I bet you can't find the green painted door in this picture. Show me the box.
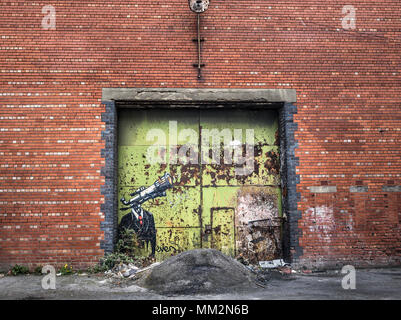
[117,108,282,263]
[211,208,235,257]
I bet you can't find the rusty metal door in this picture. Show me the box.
[117,108,282,263]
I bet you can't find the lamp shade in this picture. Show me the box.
[188,0,210,13]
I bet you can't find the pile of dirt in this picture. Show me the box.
[136,249,259,295]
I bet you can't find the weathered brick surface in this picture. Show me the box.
[0,1,400,269]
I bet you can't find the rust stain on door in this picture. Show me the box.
[211,207,235,257]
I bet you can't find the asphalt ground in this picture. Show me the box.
[0,267,400,300]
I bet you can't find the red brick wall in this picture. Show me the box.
[0,1,400,270]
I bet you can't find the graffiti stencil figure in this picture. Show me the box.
[119,172,173,256]
[188,0,210,13]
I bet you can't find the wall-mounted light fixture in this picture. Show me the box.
[188,0,210,79]
[189,0,210,13]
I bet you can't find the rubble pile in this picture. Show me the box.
[102,250,299,294]
[136,249,260,295]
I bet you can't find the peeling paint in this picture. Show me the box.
[235,187,282,263]
[305,206,335,236]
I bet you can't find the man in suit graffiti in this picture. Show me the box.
[118,206,157,256]
[118,173,173,257]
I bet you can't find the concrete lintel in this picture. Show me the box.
[102,88,297,103]
[309,186,337,194]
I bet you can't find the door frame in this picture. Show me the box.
[100,88,302,263]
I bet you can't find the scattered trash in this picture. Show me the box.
[255,269,271,286]
[135,262,160,274]
[259,259,288,269]
[277,266,292,275]
[103,262,159,279]
[245,265,258,273]
[123,268,138,278]
[0,273,4,278]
